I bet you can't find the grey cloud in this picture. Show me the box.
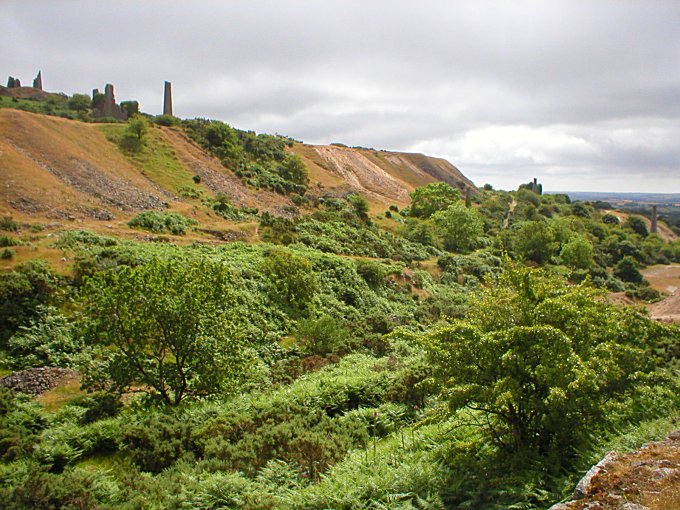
[1,0,679,192]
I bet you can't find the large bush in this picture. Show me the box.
[422,264,671,460]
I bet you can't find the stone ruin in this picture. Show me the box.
[531,177,543,195]
[5,70,43,90]
[651,205,658,234]
[33,70,42,89]
[91,83,128,120]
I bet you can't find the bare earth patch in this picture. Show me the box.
[642,264,680,323]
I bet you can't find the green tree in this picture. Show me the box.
[570,201,592,218]
[614,255,643,283]
[408,182,461,218]
[431,202,484,253]
[626,215,649,237]
[348,193,370,222]
[67,93,90,112]
[401,218,440,248]
[120,100,140,117]
[277,154,309,187]
[512,221,558,264]
[559,236,594,269]
[126,115,148,141]
[82,257,250,405]
[602,213,620,225]
[421,264,667,458]
[119,115,149,152]
[263,249,318,312]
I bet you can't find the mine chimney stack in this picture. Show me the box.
[163,81,173,116]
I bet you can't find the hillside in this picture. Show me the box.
[0,109,475,223]
[0,104,678,510]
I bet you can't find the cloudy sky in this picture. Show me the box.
[2,1,679,192]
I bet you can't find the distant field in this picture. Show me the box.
[549,192,680,235]
[551,191,680,205]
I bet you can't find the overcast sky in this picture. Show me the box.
[2,1,679,192]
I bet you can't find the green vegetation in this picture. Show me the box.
[82,258,251,405]
[182,118,308,197]
[0,100,679,507]
[99,123,200,194]
[127,210,197,235]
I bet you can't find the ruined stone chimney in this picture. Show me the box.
[102,84,116,117]
[6,76,20,88]
[532,177,538,194]
[651,205,658,234]
[32,70,42,90]
[163,81,173,116]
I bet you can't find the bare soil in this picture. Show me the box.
[643,264,680,323]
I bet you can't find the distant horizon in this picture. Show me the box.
[546,190,680,196]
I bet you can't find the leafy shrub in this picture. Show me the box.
[0,260,61,346]
[626,215,649,237]
[153,114,179,126]
[602,213,620,225]
[355,260,388,289]
[559,236,594,269]
[69,393,122,424]
[127,210,197,235]
[614,255,643,283]
[0,236,20,247]
[1,248,14,259]
[122,413,196,472]
[625,285,661,302]
[177,185,202,199]
[263,249,318,312]
[0,389,48,462]
[295,316,351,356]
[7,306,84,369]
[209,194,257,221]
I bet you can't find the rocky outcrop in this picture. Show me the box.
[548,431,680,510]
[0,367,78,396]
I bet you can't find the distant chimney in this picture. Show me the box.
[163,81,173,116]
[651,205,658,234]
[532,177,538,194]
[32,70,42,90]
